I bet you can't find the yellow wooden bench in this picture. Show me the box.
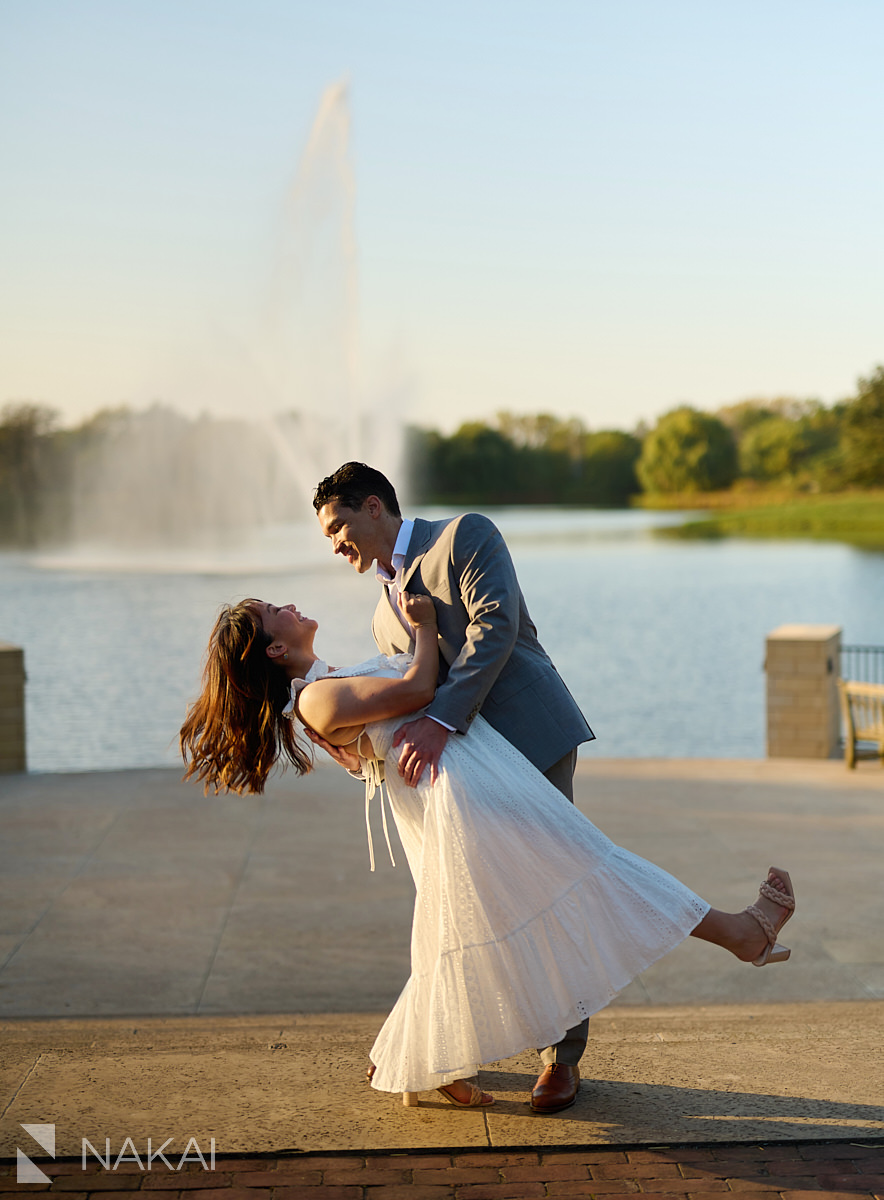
[838,679,884,768]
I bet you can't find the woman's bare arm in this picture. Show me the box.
[297,593,439,742]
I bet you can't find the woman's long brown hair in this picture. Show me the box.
[180,600,313,793]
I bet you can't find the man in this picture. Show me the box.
[312,461,595,1113]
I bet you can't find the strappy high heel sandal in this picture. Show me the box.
[744,866,795,966]
[437,1082,495,1108]
[402,1082,495,1108]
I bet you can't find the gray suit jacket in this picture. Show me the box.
[371,513,594,774]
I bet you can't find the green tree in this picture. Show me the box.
[495,411,585,455]
[716,399,778,437]
[0,402,59,545]
[738,416,814,481]
[716,396,845,489]
[423,421,520,504]
[717,396,821,435]
[839,366,884,486]
[637,406,737,494]
[493,411,586,501]
[572,430,641,505]
[413,413,642,506]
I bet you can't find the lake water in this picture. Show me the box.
[1,507,882,773]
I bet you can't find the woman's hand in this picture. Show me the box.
[400,590,436,628]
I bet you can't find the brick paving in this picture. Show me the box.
[3,1141,883,1199]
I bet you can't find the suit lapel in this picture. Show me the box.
[374,518,446,653]
[399,517,433,591]
[373,586,413,655]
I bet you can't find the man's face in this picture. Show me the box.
[317,498,382,574]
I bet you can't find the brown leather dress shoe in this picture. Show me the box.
[530,1063,580,1113]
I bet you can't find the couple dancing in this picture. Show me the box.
[180,461,795,1114]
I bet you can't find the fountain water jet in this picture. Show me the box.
[266,80,360,465]
[54,81,406,566]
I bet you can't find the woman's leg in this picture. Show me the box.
[690,869,793,961]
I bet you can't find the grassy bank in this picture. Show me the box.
[643,490,884,551]
[634,484,808,512]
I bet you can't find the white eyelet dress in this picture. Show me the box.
[295,653,710,1096]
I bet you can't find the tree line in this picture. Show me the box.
[411,365,884,505]
[1,366,883,546]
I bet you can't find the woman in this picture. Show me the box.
[180,594,795,1110]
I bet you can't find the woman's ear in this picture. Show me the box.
[266,642,288,662]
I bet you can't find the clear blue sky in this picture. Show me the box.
[1,0,882,434]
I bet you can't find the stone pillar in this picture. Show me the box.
[0,641,26,772]
[765,624,841,759]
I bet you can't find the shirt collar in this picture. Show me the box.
[376,518,414,584]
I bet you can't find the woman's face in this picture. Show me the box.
[253,602,318,654]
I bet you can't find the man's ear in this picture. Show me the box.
[266,641,287,661]
[364,494,382,519]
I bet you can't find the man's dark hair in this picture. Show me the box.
[313,462,401,517]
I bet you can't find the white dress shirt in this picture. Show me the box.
[376,518,415,635]
[376,518,453,732]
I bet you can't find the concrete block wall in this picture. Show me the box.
[0,641,26,772]
[766,623,841,759]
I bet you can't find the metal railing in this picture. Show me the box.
[840,644,884,684]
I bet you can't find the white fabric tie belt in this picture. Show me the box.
[362,757,396,872]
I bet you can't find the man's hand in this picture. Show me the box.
[392,716,449,787]
[305,728,361,773]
